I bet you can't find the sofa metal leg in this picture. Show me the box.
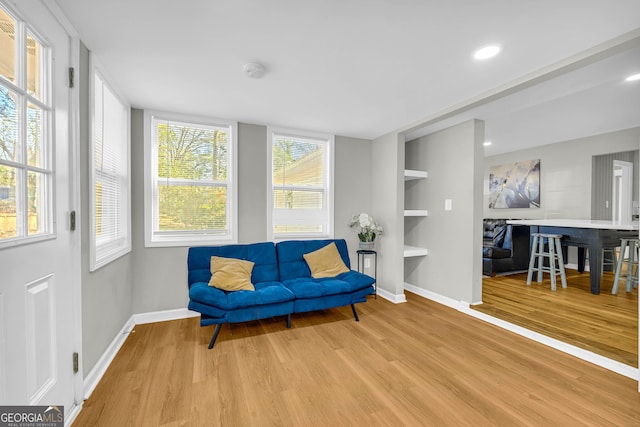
[208,324,223,349]
[286,313,291,328]
[351,304,360,322]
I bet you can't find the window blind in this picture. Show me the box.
[271,132,331,238]
[91,71,130,270]
[147,115,236,246]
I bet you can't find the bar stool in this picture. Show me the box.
[527,233,567,291]
[612,238,640,294]
[585,246,618,275]
[600,247,618,274]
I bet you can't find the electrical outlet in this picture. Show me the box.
[364,258,371,269]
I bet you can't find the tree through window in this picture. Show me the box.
[145,113,237,246]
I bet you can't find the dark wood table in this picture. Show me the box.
[509,220,639,295]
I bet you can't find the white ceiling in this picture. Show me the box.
[50,0,640,152]
[405,44,640,155]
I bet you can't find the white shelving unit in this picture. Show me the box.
[404,245,429,257]
[404,209,429,217]
[404,169,428,181]
[404,169,428,258]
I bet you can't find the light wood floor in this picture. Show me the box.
[73,293,640,426]
[475,269,638,367]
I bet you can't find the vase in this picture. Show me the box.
[359,241,375,250]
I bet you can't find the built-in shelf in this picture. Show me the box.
[404,169,428,260]
[404,209,429,217]
[404,245,429,258]
[404,169,428,181]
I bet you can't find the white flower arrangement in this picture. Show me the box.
[348,213,383,242]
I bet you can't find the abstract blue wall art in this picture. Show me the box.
[488,159,540,209]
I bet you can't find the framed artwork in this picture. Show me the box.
[488,159,540,209]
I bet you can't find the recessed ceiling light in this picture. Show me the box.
[483,141,492,146]
[625,73,640,82]
[474,45,501,60]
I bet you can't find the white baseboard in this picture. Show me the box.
[377,287,407,303]
[64,402,82,427]
[133,307,199,325]
[83,308,199,400]
[83,317,135,400]
[404,283,472,310]
[404,288,638,381]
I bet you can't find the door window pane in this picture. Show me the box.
[0,3,52,246]
[27,102,42,167]
[0,164,16,238]
[0,8,15,84]
[26,31,42,100]
[0,86,18,162]
[27,170,45,235]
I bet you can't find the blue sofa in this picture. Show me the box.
[187,239,375,348]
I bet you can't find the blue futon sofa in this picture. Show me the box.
[187,239,375,348]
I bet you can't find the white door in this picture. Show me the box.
[0,0,80,415]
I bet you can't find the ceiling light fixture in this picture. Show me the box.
[483,141,492,146]
[625,73,640,82]
[474,45,501,60]
[243,62,266,79]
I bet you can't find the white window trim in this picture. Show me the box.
[89,55,131,271]
[267,126,334,241]
[143,110,238,247]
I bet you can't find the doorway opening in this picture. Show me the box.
[613,160,633,223]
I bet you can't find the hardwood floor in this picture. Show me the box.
[73,293,640,426]
[475,269,638,367]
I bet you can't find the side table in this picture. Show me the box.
[356,249,377,298]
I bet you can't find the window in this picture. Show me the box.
[90,63,130,270]
[268,128,334,240]
[144,112,237,247]
[0,4,53,247]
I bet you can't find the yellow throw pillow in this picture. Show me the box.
[208,256,255,291]
[303,242,350,278]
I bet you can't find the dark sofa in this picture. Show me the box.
[483,219,530,276]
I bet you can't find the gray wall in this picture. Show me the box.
[130,109,189,314]
[484,127,640,219]
[334,135,374,269]
[405,120,484,303]
[238,123,268,242]
[372,131,405,299]
[80,43,134,376]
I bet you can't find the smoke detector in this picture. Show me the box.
[244,62,266,79]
